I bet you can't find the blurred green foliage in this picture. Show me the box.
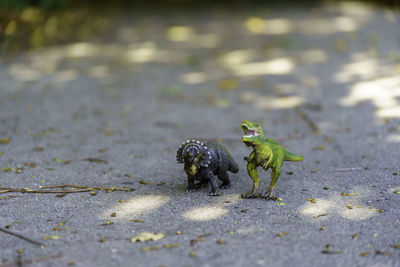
[0,1,115,56]
[0,0,70,10]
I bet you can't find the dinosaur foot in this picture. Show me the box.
[186,189,197,192]
[260,194,279,201]
[208,191,221,196]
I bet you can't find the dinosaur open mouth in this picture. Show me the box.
[242,128,258,137]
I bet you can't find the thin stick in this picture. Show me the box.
[0,228,44,248]
[0,188,91,194]
[39,184,133,191]
[0,254,63,267]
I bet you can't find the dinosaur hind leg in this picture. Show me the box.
[261,167,281,201]
[217,171,231,189]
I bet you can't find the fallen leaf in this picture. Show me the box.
[352,233,359,240]
[156,182,166,186]
[360,251,371,257]
[130,232,165,242]
[43,235,60,240]
[86,158,108,164]
[313,214,328,218]
[341,192,358,196]
[240,209,248,213]
[0,138,11,145]
[189,252,197,258]
[110,212,116,217]
[141,246,161,252]
[319,226,326,231]
[125,174,136,178]
[217,239,225,245]
[163,243,180,248]
[139,180,154,185]
[394,191,400,194]
[129,219,144,223]
[306,198,316,203]
[276,232,289,237]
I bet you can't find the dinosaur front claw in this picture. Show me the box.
[208,191,221,196]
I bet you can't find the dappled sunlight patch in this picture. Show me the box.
[239,92,304,110]
[166,26,195,42]
[299,16,359,35]
[256,96,305,110]
[375,107,400,118]
[339,206,375,221]
[334,59,378,83]
[126,42,159,63]
[183,206,228,221]
[299,199,335,221]
[245,17,293,35]
[180,72,208,85]
[9,63,43,81]
[101,195,170,220]
[232,57,294,76]
[67,42,99,58]
[386,135,400,143]
[298,49,328,64]
[219,50,257,67]
[340,76,400,114]
[299,187,380,221]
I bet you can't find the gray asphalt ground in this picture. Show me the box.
[1,1,400,266]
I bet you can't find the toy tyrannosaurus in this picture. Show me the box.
[176,140,239,196]
[240,120,304,200]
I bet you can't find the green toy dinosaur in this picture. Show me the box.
[241,120,304,200]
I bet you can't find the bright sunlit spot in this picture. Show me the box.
[101,195,170,220]
[180,72,208,84]
[299,187,380,221]
[233,57,294,76]
[67,42,98,58]
[183,206,228,221]
[340,76,400,118]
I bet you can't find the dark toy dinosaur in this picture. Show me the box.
[176,140,239,196]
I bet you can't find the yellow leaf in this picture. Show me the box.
[0,138,11,145]
[276,232,289,237]
[306,198,316,203]
[43,235,60,240]
[130,232,165,242]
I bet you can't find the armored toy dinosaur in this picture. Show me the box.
[176,140,239,196]
[241,120,304,200]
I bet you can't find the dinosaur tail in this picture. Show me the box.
[284,150,304,162]
[228,157,239,173]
